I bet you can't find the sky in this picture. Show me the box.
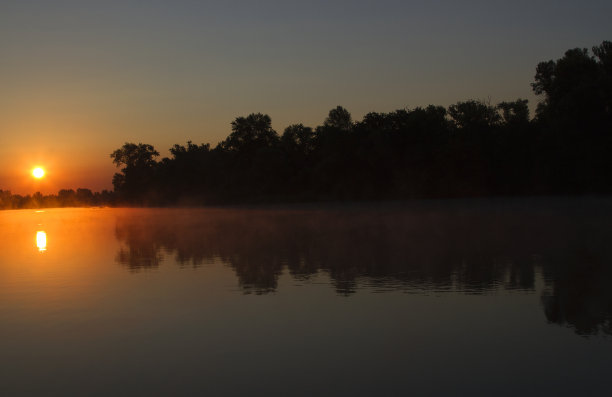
[1,0,611,194]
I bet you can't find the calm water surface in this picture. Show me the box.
[1,198,612,396]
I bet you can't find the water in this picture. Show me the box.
[1,198,611,396]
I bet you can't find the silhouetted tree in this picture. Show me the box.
[221,113,278,152]
[497,99,530,126]
[110,142,160,202]
[76,188,94,205]
[29,192,44,208]
[532,41,611,128]
[0,190,12,209]
[111,142,159,169]
[448,100,501,129]
[58,189,77,207]
[281,124,315,154]
[280,124,315,197]
[214,114,283,201]
[323,105,353,131]
[530,41,612,194]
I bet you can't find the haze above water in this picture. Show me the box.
[1,198,611,396]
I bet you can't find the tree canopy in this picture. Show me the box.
[104,40,612,205]
[532,41,612,128]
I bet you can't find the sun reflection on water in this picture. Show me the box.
[36,231,47,252]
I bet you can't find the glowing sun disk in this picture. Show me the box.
[32,167,45,179]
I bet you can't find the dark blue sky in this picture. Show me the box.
[1,0,611,192]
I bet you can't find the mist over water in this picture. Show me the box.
[1,198,611,395]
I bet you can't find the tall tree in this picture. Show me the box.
[222,113,278,152]
[531,43,610,126]
[323,106,353,131]
[110,143,160,200]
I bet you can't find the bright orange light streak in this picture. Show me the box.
[36,231,47,252]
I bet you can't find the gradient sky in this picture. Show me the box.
[1,0,611,194]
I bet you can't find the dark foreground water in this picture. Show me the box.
[1,198,612,396]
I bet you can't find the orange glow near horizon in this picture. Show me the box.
[32,167,45,179]
[0,140,115,195]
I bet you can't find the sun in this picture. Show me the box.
[32,167,45,179]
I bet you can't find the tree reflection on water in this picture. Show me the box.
[114,199,612,336]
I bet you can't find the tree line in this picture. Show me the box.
[0,189,115,210]
[110,41,612,205]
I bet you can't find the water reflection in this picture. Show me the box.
[114,200,612,336]
[36,231,47,252]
